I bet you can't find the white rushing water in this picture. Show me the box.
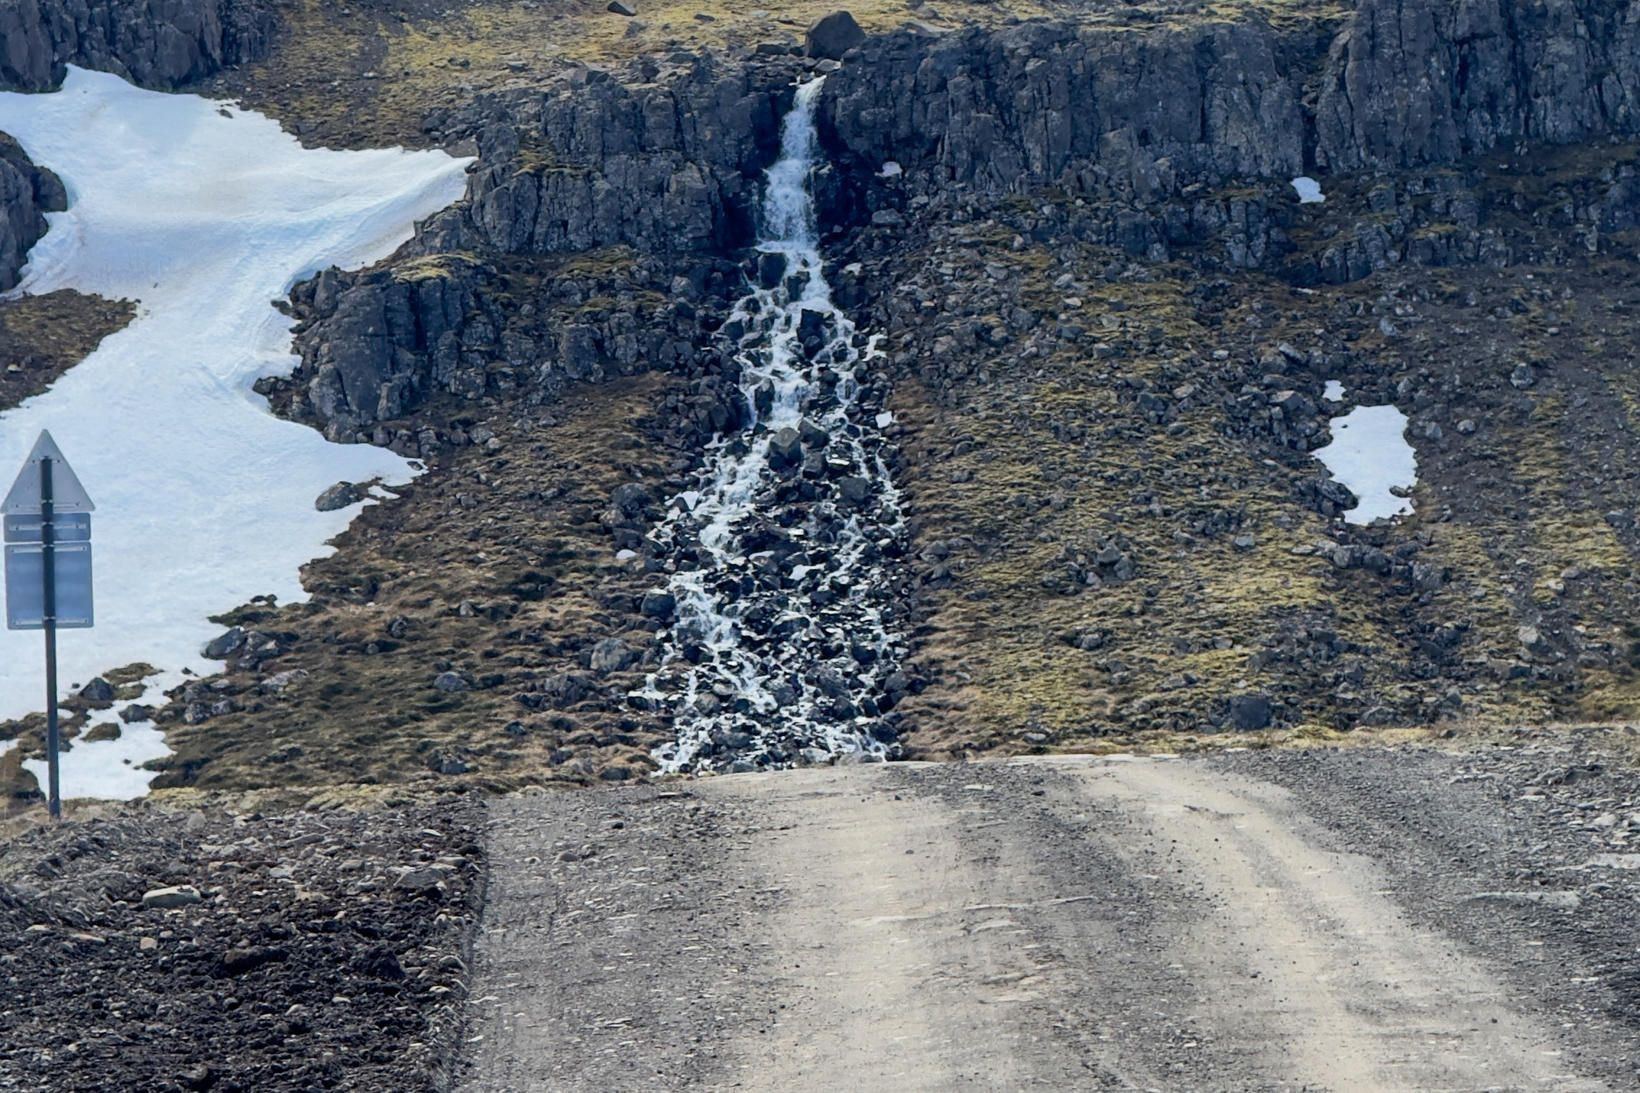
[640,78,908,773]
[0,68,471,797]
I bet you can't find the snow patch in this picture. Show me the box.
[0,69,471,793]
[1292,176,1325,204]
[1323,379,1346,401]
[878,161,903,179]
[1313,405,1418,524]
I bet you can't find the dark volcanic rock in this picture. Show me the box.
[822,0,1640,205]
[0,0,275,92]
[0,801,482,1092]
[0,132,65,291]
[806,11,865,60]
[424,55,805,259]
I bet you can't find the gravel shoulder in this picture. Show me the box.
[0,796,484,1092]
[462,744,1640,1091]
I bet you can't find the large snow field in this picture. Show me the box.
[0,68,471,798]
[1313,403,1419,525]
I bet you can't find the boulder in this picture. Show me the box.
[78,678,115,704]
[314,481,363,511]
[588,638,637,673]
[1226,694,1273,731]
[806,11,865,60]
[141,885,202,909]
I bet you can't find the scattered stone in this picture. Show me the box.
[142,885,203,910]
[433,671,470,693]
[588,638,637,673]
[203,627,246,659]
[1465,890,1582,911]
[1226,694,1273,731]
[607,0,636,14]
[314,481,363,512]
[78,677,115,703]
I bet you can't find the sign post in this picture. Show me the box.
[3,431,95,820]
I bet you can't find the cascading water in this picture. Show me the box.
[639,77,909,774]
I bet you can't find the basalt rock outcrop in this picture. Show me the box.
[287,52,817,439]
[0,132,64,290]
[277,251,742,444]
[421,54,808,259]
[821,0,1640,206]
[0,0,274,92]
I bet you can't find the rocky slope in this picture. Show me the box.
[0,0,274,92]
[3,0,1640,794]
[0,133,63,291]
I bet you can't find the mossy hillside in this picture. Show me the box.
[867,190,1640,760]
[209,0,1053,149]
[146,371,680,793]
[0,290,134,414]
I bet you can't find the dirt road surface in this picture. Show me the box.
[460,745,1640,1091]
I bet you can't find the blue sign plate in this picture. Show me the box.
[3,513,92,543]
[4,542,94,629]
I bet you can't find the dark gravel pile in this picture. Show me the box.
[0,797,484,1092]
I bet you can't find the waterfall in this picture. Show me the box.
[639,77,909,774]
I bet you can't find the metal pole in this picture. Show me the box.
[41,456,60,821]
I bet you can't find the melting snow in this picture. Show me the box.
[1292,176,1325,204]
[1313,405,1418,524]
[1324,379,1346,400]
[0,68,470,797]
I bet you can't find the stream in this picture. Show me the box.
[640,78,910,773]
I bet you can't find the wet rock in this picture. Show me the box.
[640,590,677,620]
[768,427,803,470]
[756,251,787,289]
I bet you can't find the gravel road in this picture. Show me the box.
[462,743,1640,1091]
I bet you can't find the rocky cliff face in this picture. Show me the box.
[424,54,805,259]
[283,51,817,438]
[0,0,274,92]
[161,0,1640,786]
[0,133,64,291]
[822,0,1640,202]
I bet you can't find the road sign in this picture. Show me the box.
[5,542,94,629]
[4,512,91,543]
[1,430,96,820]
[2,431,95,514]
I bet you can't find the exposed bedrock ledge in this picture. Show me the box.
[821,0,1640,204]
[418,56,808,260]
[0,0,274,92]
[275,251,741,442]
[0,132,65,291]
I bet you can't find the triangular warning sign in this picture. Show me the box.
[2,431,95,514]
